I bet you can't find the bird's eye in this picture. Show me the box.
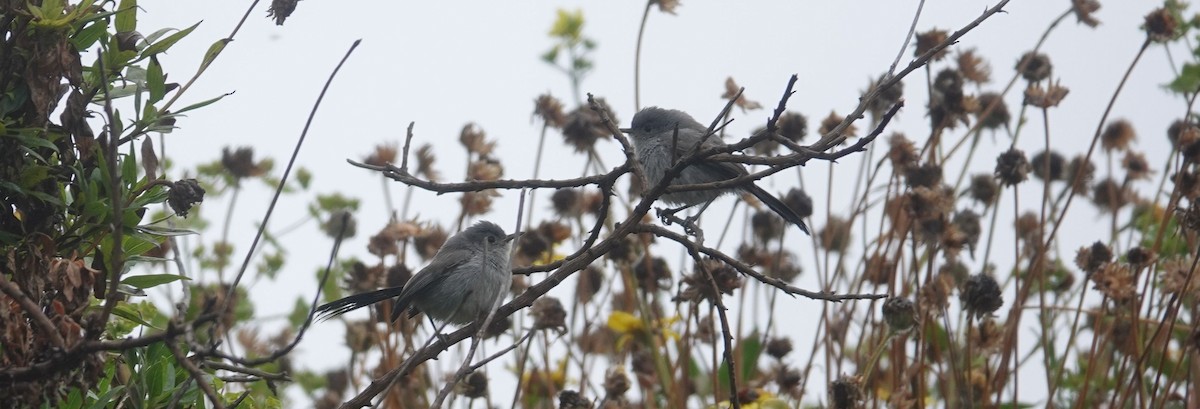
[486,236,496,243]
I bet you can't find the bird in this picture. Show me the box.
[620,106,810,235]
[315,221,517,325]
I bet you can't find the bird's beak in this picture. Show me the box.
[618,127,632,133]
[503,232,520,243]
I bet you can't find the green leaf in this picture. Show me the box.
[289,297,310,327]
[136,224,199,237]
[147,56,165,103]
[738,335,762,382]
[71,19,109,51]
[198,38,231,74]
[121,273,190,289]
[295,167,312,189]
[114,0,137,33]
[173,91,232,115]
[140,21,200,58]
[1168,63,1200,94]
[111,303,160,329]
[541,46,560,64]
[84,386,126,409]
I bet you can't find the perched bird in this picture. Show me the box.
[316,221,517,325]
[621,107,810,235]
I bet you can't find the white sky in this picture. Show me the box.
[129,0,1179,406]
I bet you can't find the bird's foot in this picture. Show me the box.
[655,207,705,241]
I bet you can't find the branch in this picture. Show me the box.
[631,224,886,302]
[0,272,66,349]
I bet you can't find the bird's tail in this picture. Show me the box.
[746,185,811,235]
[315,287,406,321]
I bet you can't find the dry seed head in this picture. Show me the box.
[765,337,793,360]
[538,221,572,244]
[468,158,504,181]
[775,367,802,392]
[994,148,1031,186]
[1071,0,1101,27]
[1016,52,1052,82]
[363,143,398,167]
[460,189,500,216]
[722,77,764,112]
[930,69,969,130]
[819,111,857,141]
[867,74,904,119]
[1122,152,1152,180]
[888,133,919,172]
[1126,246,1152,266]
[1091,263,1136,303]
[533,94,568,128]
[1091,178,1129,212]
[459,123,495,156]
[221,146,268,179]
[957,48,991,84]
[975,92,1010,130]
[562,100,614,152]
[1074,241,1113,273]
[1145,7,1179,42]
[1030,150,1066,181]
[882,297,917,333]
[1101,119,1137,152]
[604,366,631,397]
[413,224,448,260]
[1176,170,1200,200]
[953,210,982,252]
[864,252,895,286]
[751,210,785,242]
[1168,119,1200,148]
[968,173,999,205]
[1024,80,1069,108]
[829,374,864,409]
[168,179,205,217]
[818,216,852,253]
[456,371,488,399]
[633,256,672,293]
[914,29,949,61]
[386,264,411,288]
[557,390,593,409]
[905,162,943,188]
[960,274,1003,321]
[778,111,808,142]
[415,144,440,182]
[1066,155,1096,194]
[551,188,582,217]
[576,266,604,304]
[531,297,568,331]
[783,188,814,219]
[1014,211,1041,245]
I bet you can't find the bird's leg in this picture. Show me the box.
[656,203,696,227]
[425,315,452,353]
[656,199,714,238]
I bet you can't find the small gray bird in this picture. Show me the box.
[316,221,517,325]
[621,107,810,235]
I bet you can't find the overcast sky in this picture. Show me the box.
[133,0,1178,405]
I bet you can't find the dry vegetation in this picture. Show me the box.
[2,1,1199,409]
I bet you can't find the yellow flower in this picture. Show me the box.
[606,311,681,351]
[711,390,788,409]
[607,311,644,334]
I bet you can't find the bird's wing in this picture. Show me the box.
[668,130,751,180]
[390,248,472,320]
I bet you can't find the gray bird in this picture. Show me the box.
[316,221,517,325]
[621,107,811,235]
